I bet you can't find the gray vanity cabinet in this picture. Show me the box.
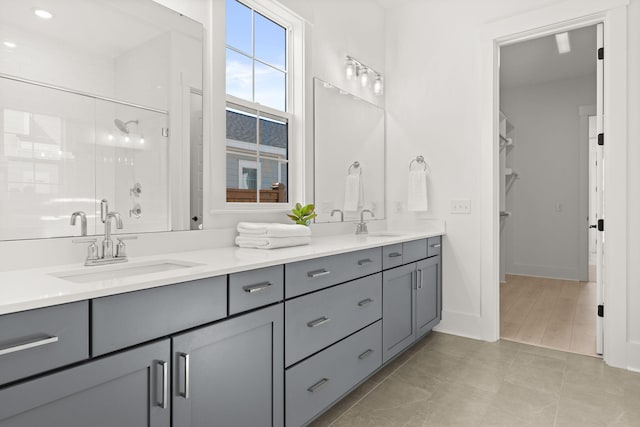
[416,256,442,339]
[172,304,284,427]
[382,263,416,363]
[0,339,170,427]
[382,252,442,363]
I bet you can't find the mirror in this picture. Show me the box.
[313,78,385,223]
[0,0,203,240]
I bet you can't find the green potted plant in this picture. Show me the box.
[288,203,317,226]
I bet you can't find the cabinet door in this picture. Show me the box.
[416,256,441,339]
[172,304,284,427]
[0,340,170,427]
[382,263,416,363]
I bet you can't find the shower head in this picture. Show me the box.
[114,119,138,134]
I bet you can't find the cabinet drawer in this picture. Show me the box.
[286,321,382,427]
[0,302,88,386]
[92,276,226,356]
[285,248,381,298]
[403,239,428,264]
[382,243,403,269]
[229,265,284,315]
[427,236,442,257]
[285,273,381,367]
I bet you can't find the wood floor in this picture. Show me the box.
[500,274,598,357]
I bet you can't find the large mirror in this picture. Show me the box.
[0,0,203,240]
[314,78,385,223]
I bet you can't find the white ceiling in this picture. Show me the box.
[0,0,201,58]
[500,25,597,90]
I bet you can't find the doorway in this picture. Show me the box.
[497,25,602,357]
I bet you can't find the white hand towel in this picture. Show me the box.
[343,174,362,212]
[235,235,311,249]
[237,222,311,237]
[407,169,428,212]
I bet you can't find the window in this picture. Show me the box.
[225,0,294,205]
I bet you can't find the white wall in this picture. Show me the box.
[500,75,595,280]
[385,0,640,370]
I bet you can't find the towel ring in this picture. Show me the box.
[348,161,362,175]
[409,155,430,173]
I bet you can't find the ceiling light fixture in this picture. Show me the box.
[34,9,53,20]
[3,41,16,49]
[555,32,571,54]
[344,55,384,95]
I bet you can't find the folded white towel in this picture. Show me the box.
[407,169,428,212]
[343,174,363,212]
[235,235,311,249]
[237,222,311,237]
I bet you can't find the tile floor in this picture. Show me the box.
[310,332,640,427]
[500,274,597,356]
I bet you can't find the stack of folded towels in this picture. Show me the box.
[235,222,312,249]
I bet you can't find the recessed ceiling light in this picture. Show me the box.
[555,32,571,54]
[34,9,53,20]
[3,41,17,48]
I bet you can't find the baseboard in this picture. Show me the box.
[627,341,640,371]
[433,310,487,341]
[507,263,579,281]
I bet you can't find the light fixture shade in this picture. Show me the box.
[373,76,383,96]
[359,67,369,87]
[345,59,356,80]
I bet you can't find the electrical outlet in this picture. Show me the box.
[451,199,471,214]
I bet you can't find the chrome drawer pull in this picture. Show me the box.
[357,298,374,307]
[388,252,402,258]
[243,281,272,293]
[307,316,330,328]
[307,269,331,278]
[417,269,423,289]
[307,378,329,393]
[0,335,59,356]
[357,258,373,266]
[430,244,441,248]
[158,361,168,409]
[179,353,190,399]
[358,349,374,360]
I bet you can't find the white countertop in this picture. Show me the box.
[0,230,444,316]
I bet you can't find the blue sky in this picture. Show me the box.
[225,0,287,111]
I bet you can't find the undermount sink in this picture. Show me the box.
[367,232,406,237]
[52,260,203,284]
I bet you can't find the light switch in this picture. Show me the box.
[451,199,471,214]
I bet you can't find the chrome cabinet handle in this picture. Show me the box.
[358,349,374,360]
[357,298,374,307]
[0,335,58,356]
[430,244,441,248]
[307,269,331,278]
[307,378,329,393]
[179,353,190,399]
[158,361,168,409]
[357,258,373,266]
[418,269,423,289]
[388,252,402,258]
[243,281,272,293]
[413,270,418,290]
[307,316,330,328]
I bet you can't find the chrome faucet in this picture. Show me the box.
[70,211,87,236]
[73,199,136,266]
[356,209,374,235]
[331,209,344,222]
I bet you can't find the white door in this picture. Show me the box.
[595,22,605,355]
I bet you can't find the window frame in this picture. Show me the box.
[219,0,304,212]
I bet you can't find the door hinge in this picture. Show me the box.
[598,304,604,317]
[598,219,604,232]
[598,47,604,60]
[162,128,170,137]
[598,133,604,146]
